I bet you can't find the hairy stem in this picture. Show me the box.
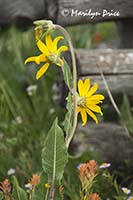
[55,25,78,148]
[48,182,55,200]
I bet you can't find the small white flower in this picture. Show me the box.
[99,162,111,169]
[49,108,55,115]
[122,187,131,194]
[7,168,16,176]
[25,183,33,191]
[15,116,23,124]
[26,85,38,96]
[77,163,83,170]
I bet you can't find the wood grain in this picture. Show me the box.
[57,0,133,26]
[75,49,133,95]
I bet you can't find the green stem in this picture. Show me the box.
[55,25,78,149]
[45,189,49,200]
[29,190,33,200]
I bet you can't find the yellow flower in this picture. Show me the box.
[77,79,104,126]
[25,34,68,80]
[44,183,51,189]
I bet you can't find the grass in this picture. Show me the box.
[0,27,61,181]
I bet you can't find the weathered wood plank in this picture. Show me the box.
[74,49,133,98]
[71,123,133,169]
[76,49,133,75]
[57,0,133,26]
[81,75,133,97]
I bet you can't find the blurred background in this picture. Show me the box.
[0,0,133,198]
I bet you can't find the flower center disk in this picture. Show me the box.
[77,96,86,108]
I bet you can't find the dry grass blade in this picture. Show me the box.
[96,63,131,138]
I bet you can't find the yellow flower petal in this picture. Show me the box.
[37,40,49,56]
[25,54,47,65]
[45,35,54,52]
[77,106,82,113]
[53,36,64,52]
[86,100,103,105]
[86,104,103,115]
[82,79,90,96]
[25,56,37,64]
[57,46,68,54]
[87,83,98,97]
[36,63,50,80]
[35,54,47,64]
[78,79,84,96]
[87,94,105,101]
[86,108,98,124]
[80,109,87,126]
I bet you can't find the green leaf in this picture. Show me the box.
[0,191,3,200]
[32,171,48,200]
[12,176,28,200]
[64,92,73,138]
[63,59,73,90]
[42,118,68,183]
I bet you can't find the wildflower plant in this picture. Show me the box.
[0,20,105,200]
[78,160,99,200]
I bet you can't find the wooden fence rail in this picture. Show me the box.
[75,49,133,97]
[57,0,133,25]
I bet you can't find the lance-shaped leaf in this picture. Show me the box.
[63,59,73,90]
[12,176,28,200]
[42,118,68,183]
